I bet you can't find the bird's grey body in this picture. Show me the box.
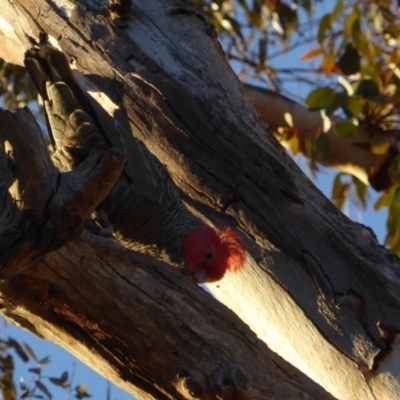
[25,47,203,265]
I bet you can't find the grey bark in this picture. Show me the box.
[0,0,400,399]
[0,100,330,399]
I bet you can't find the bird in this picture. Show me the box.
[24,47,245,283]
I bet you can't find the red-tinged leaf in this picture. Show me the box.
[321,52,339,77]
[301,48,323,61]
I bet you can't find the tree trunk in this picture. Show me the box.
[1,1,400,399]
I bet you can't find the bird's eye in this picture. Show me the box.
[205,251,213,260]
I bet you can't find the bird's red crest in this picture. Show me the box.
[217,227,246,273]
[182,225,246,283]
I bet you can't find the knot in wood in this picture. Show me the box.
[175,370,206,398]
[210,364,251,399]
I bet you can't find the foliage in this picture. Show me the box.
[0,60,36,110]
[0,321,92,400]
[193,0,400,255]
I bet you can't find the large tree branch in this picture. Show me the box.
[0,8,390,189]
[244,84,388,188]
[0,102,330,399]
[0,105,331,399]
[4,234,330,400]
[1,1,400,399]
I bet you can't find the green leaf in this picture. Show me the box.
[61,370,69,382]
[353,80,380,99]
[287,135,300,155]
[305,87,336,110]
[368,4,384,34]
[374,192,392,210]
[332,0,344,19]
[48,377,67,388]
[337,43,361,75]
[386,188,400,253]
[385,84,397,97]
[353,176,367,208]
[36,381,52,399]
[7,338,29,363]
[371,136,390,155]
[318,13,331,45]
[315,134,331,162]
[258,35,267,70]
[334,120,359,137]
[38,356,51,366]
[326,91,347,116]
[305,136,314,158]
[49,371,69,388]
[389,156,400,183]
[332,173,349,209]
[28,368,42,375]
[24,342,37,362]
[75,384,92,399]
[275,2,298,36]
[345,96,362,117]
[344,10,358,37]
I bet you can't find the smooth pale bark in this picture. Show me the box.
[1,1,400,399]
[245,84,388,187]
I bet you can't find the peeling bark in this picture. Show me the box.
[0,1,400,399]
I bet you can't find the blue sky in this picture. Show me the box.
[3,1,389,399]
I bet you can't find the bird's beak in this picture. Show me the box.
[185,266,209,284]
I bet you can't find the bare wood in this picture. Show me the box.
[1,1,400,399]
[1,233,332,399]
[0,107,125,274]
[245,84,388,186]
[0,3,389,189]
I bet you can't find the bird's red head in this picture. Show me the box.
[182,225,245,283]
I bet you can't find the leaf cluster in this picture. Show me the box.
[0,327,92,400]
[193,0,400,255]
